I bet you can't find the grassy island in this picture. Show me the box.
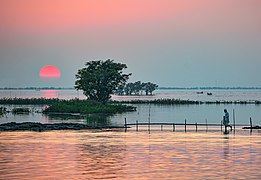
[42,99,136,114]
[0,98,136,114]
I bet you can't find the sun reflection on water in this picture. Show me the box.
[40,90,59,99]
[0,131,260,179]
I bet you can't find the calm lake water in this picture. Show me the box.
[0,130,260,179]
[0,90,261,179]
[1,89,261,101]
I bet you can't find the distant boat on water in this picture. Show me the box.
[207,92,213,95]
[196,91,203,94]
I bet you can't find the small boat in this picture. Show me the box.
[207,92,212,95]
[196,91,203,94]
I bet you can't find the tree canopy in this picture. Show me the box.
[116,81,158,96]
[75,59,131,103]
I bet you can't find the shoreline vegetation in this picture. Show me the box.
[0,98,260,106]
[42,99,136,114]
[0,98,260,116]
[0,98,137,114]
[111,99,261,105]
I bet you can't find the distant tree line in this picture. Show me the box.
[116,81,158,96]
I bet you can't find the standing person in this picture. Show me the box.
[223,109,233,132]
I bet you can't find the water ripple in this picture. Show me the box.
[0,131,260,179]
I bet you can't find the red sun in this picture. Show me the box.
[40,65,61,81]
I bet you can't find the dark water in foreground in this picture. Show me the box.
[0,130,260,179]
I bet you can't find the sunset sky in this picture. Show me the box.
[0,0,261,87]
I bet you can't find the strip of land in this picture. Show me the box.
[0,122,126,132]
[111,99,261,105]
[0,98,260,105]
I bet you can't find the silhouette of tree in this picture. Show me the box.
[120,81,158,96]
[143,82,158,95]
[133,81,142,95]
[75,59,131,103]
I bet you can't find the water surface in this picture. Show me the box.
[1,89,261,101]
[1,90,260,179]
[0,130,260,179]
[1,103,260,126]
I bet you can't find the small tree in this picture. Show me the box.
[133,81,142,95]
[75,59,131,103]
[143,82,158,95]
[125,82,134,95]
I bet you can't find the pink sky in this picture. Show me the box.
[1,0,184,33]
[0,0,261,87]
[1,0,260,34]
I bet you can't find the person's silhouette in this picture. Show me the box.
[223,109,233,132]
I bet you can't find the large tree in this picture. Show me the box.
[75,59,131,103]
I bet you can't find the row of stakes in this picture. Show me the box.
[124,117,255,133]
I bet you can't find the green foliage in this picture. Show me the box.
[111,99,261,105]
[12,108,30,114]
[75,59,131,103]
[111,99,201,105]
[0,97,260,106]
[0,107,7,115]
[142,82,158,95]
[42,99,136,114]
[116,81,158,96]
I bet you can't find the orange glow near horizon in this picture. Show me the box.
[41,90,59,99]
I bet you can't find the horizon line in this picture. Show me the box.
[1,86,261,90]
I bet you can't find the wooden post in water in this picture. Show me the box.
[125,118,127,132]
[233,109,236,133]
[185,119,187,132]
[148,105,151,133]
[173,123,175,132]
[161,125,163,131]
[148,119,150,132]
[250,117,253,134]
[206,119,208,132]
[196,122,198,132]
[136,120,138,132]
